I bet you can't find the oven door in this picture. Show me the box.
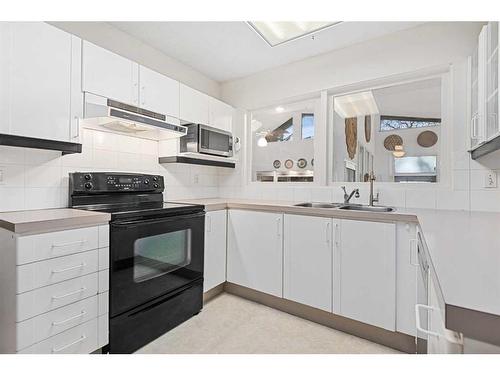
[109,212,204,317]
[199,125,233,157]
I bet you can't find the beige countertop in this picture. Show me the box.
[173,198,500,344]
[0,208,111,235]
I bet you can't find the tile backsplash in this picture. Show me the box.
[0,128,219,212]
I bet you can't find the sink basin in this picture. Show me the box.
[294,202,343,209]
[338,204,395,212]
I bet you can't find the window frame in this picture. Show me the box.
[379,115,441,132]
[300,113,315,139]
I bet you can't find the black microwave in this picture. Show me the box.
[180,123,233,157]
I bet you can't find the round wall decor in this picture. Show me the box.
[383,134,403,151]
[345,117,358,160]
[297,158,307,169]
[311,158,314,167]
[284,159,294,169]
[273,160,281,169]
[417,130,438,148]
[364,115,371,143]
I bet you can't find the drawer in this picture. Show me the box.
[98,314,109,348]
[18,318,99,354]
[16,226,99,265]
[98,291,109,316]
[17,250,99,293]
[16,295,98,351]
[98,225,109,248]
[98,270,109,293]
[98,247,109,270]
[17,273,98,322]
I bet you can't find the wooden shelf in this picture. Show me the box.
[470,135,500,159]
[159,155,235,168]
[0,133,82,155]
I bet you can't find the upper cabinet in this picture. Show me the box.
[82,41,139,106]
[469,22,499,157]
[179,83,210,124]
[0,22,82,142]
[139,65,179,118]
[209,97,233,132]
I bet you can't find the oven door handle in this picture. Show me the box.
[111,212,205,228]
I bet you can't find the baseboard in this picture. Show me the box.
[224,282,416,354]
[203,283,225,304]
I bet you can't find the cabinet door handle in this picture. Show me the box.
[52,287,87,300]
[52,335,87,353]
[415,304,440,337]
[276,217,281,237]
[409,239,419,266]
[51,240,86,249]
[207,216,212,233]
[51,263,86,274]
[52,310,87,326]
[325,222,331,243]
[334,222,340,247]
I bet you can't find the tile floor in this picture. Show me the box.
[137,293,401,354]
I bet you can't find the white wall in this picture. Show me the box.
[50,22,221,98]
[218,21,500,212]
[0,128,220,212]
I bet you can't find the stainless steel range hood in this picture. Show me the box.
[80,93,187,140]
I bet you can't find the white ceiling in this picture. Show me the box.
[109,21,424,82]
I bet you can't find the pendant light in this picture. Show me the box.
[392,145,406,158]
[257,135,268,147]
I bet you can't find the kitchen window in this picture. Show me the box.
[380,115,441,131]
[301,113,315,139]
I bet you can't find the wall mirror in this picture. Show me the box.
[331,77,442,183]
[250,98,319,182]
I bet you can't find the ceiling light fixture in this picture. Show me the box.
[247,21,341,47]
[257,135,268,147]
[392,145,406,158]
[275,106,285,113]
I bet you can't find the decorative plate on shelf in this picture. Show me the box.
[284,159,294,169]
[273,160,281,169]
[383,134,403,151]
[311,158,314,167]
[297,158,307,169]
[417,130,438,147]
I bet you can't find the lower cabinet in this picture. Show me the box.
[227,210,283,297]
[204,210,227,292]
[334,219,396,331]
[283,214,333,311]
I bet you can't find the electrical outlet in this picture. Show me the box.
[193,174,199,184]
[485,171,497,188]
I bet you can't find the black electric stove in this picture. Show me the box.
[69,172,205,354]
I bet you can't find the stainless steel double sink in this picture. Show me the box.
[294,202,395,212]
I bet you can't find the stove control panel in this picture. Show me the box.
[70,173,164,193]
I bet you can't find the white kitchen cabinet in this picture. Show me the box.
[209,97,233,132]
[283,214,332,311]
[204,210,227,292]
[333,219,396,331]
[179,83,210,124]
[0,22,81,142]
[82,40,139,106]
[469,22,499,149]
[227,210,283,297]
[139,65,180,118]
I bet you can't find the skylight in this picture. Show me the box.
[247,22,340,47]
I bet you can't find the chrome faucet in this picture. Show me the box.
[341,186,360,204]
[369,171,379,206]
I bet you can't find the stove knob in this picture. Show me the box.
[153,183,159,189]
[144,179,150,185]
[84,174,92,180]
[84,182,93,190]
[152,176,158,182]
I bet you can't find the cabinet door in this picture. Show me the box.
[283,215,332,311]
[209,97,233,132]
[227,210,283,297]
[485,22,499,140]
[82,41,139,106]
[179,83,209,124]
[0,22,77,141]
[204,210,227,292]
[139,65,179,118]
[334,219,396,331]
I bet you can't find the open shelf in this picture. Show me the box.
[0,133,82,155]
[159,155,236,168]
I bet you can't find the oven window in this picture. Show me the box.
[133,229,192,282]
[203,129,230,152]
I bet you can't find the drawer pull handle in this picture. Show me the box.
[52,335,87,353]
[51,240,87,249]
[52,287,87,300]
[52,310,87,326]
[52,263,86,274]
